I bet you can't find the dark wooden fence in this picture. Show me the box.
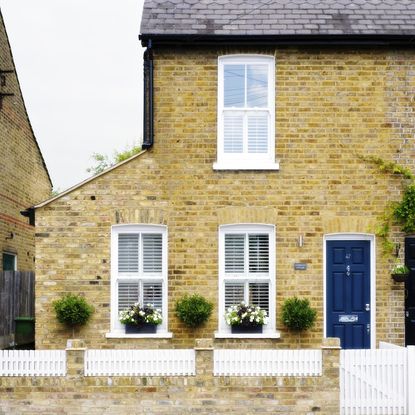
[0,271,35,349]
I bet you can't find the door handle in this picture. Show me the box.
[346,265,351,276]
[365,304,370,311]
[366,324,370,334]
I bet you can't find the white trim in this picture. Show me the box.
[110,224,168,336]
[216,55,276,169]
[217,224,276,337]
[323,233,376,349]
[105,332,173,339]
[213,161,280,171]
[214,331,281,339]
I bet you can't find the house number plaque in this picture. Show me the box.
[339,315,358,323]
[294,263,307,270]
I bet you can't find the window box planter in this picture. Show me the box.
[391,273,409,283]
[231,324,263,334]
[125,323,157,334]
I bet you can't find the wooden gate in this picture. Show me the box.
[0,271,35,349]
[340,346,415,415]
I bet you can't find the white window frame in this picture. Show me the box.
[214,55,278,171]
[216,224,278,338]
[107,224,171,338]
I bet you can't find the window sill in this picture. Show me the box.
[214,331,281,339]
[105,332,173,339]
[213,161,280,171]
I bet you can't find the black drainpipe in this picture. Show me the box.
[142,39,154,149]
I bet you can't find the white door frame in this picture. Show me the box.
[323,233,376,349]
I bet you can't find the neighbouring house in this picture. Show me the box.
[0,10,52,272]
[32,0,415,350]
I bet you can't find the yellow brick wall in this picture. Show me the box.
[0,12,52,271]
[35,48,414,348]
[0,338,341,415]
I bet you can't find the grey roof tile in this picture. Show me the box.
[141,0,415,36]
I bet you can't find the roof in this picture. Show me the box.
[33,150,147,209]
[140,0,415,37]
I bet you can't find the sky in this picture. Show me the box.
[0,0,145,191]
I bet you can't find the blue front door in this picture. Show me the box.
[326,240,371,349]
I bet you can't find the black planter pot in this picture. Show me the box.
[391,273,409,283]
[231,324,263,334]
[125,323,157,334]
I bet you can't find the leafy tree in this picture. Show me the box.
[87,142,142,176]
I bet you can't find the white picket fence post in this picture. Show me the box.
[0,350,66,376]
[408,346,415,415]
[84,349,196,376]
[213,349,322,376]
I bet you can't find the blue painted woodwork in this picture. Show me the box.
[326,240,370,349]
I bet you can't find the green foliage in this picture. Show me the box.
[86,142,142,176]
[359,155,414,180]
[393,184,415,233]
[360,155,415,254]
[53,294,94,328]
[391,264,410,275]
[281,297,317,332]
[119,303,162,325]
[175,294,213,328]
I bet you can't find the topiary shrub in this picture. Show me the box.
[175,294,213,328]
[53,294,94,336]
[281,297,317,332]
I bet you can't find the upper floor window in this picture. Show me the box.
[110,225,168,335]
[214,55,278,171]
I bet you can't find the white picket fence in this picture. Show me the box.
[340,346,415,415]
[84,349,195,376]
[0,350,66,376]
[214,349,322,376]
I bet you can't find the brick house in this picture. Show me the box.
[0,10,51,272]
[33,0,415,350]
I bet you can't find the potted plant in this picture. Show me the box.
[225,302,268,333]
[281,297,317,332]
[391,264,410,282]
[175,294,213,328]
[53,294,94,337]
[119,303,162,333]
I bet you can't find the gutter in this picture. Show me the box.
[142,39,154,149]
[139,33,415,48]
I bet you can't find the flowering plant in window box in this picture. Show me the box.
[225,302,268,333]
[391,264,410,283]
[119,303,162,334]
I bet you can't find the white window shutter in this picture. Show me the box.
[142,234,162,273]
[224,282,245,309]
[249,234,269,273]
[118,234,139,272]
[249,282,269,313]
[223,113,243,153]
[142,282,163,310]
[118,281,139,312]
[247,112,268,154]
[225,234,245,273]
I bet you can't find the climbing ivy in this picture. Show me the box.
[394,184,415,234]
[361,155,415,255]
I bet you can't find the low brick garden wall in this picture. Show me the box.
[0,338,340,414]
